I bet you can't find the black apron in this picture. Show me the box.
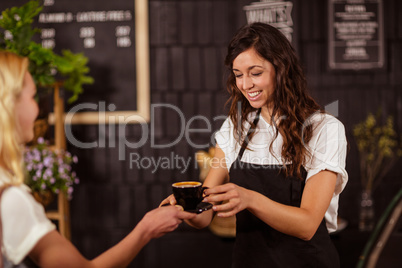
[229,110,339,268]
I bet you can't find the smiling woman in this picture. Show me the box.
[161,22,348,268]
[232,48,276,121]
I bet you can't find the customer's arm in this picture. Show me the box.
[29,206,196,268]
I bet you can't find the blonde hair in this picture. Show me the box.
[0,51,29,185]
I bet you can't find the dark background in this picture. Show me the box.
[2,0,402,267]
[68,1,402,267]
[69,0,402,267]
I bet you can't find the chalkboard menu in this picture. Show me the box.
[0,0,150,124]
[328,0,384,70]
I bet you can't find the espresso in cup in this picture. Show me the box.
[172,181,207,211]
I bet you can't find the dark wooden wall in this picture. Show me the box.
[66,1,402,267]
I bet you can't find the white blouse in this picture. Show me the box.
[0,169,55,265]
[215,111,348,233]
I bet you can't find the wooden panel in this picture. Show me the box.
[180,2,196,44]
[165,93,182,138]
[149,2,179,45]
[390,41,402,85]
[116,186,132,227]
[202,47,220,90]
[153,47,170,91]
[187,47,203,90]
[164,2,180,45]
[150,93,165,138]
[181,93,197,117]
[171,46,186,90]
[397,0,402,39]
[196,1,212,44]
[212,1,231,44]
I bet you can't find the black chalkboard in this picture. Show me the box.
[1,0,137,111]
[328,0,385,70]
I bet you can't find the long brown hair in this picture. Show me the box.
[224,23,322,179]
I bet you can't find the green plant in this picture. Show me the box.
[0,0,93,103]
[353,110,402,193]
[24,137,79,200]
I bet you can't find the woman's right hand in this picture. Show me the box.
[159,194,177,207]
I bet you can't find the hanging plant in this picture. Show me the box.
[0,0,94,103]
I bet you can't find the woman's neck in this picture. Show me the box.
[260,106,274,124]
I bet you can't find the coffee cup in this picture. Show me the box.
[172,181,208,212]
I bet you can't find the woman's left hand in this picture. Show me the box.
[203,183,252,217]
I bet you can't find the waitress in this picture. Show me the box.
[163,22,348,268]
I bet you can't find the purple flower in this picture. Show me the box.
[24,139,79,199]
[58,167,65,174]
[26,164,33,171]
[37,163,43,171]
[24,151,33,162]
[33,150,41,162]
[44,168,52,177]
[43,156,53,167]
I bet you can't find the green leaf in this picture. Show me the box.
[0,0,93,102]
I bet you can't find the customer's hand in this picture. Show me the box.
[137,205,196,240]
[159,194,177,207]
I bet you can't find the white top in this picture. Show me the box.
[0,169,56,265]
[215,111,348,233]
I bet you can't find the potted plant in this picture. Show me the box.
[24,137,79,205]
[0,0,93,103]
[353,110,402,231]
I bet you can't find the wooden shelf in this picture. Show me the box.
[46,84,71,240]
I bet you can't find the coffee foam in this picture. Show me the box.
[172,181,201,188]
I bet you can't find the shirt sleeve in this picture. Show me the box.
[304,114,348,232]
[305,114,348,195]
[214,117,238,171]
[1,186,56,264]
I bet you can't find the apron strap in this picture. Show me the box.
[238,109,261,160]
